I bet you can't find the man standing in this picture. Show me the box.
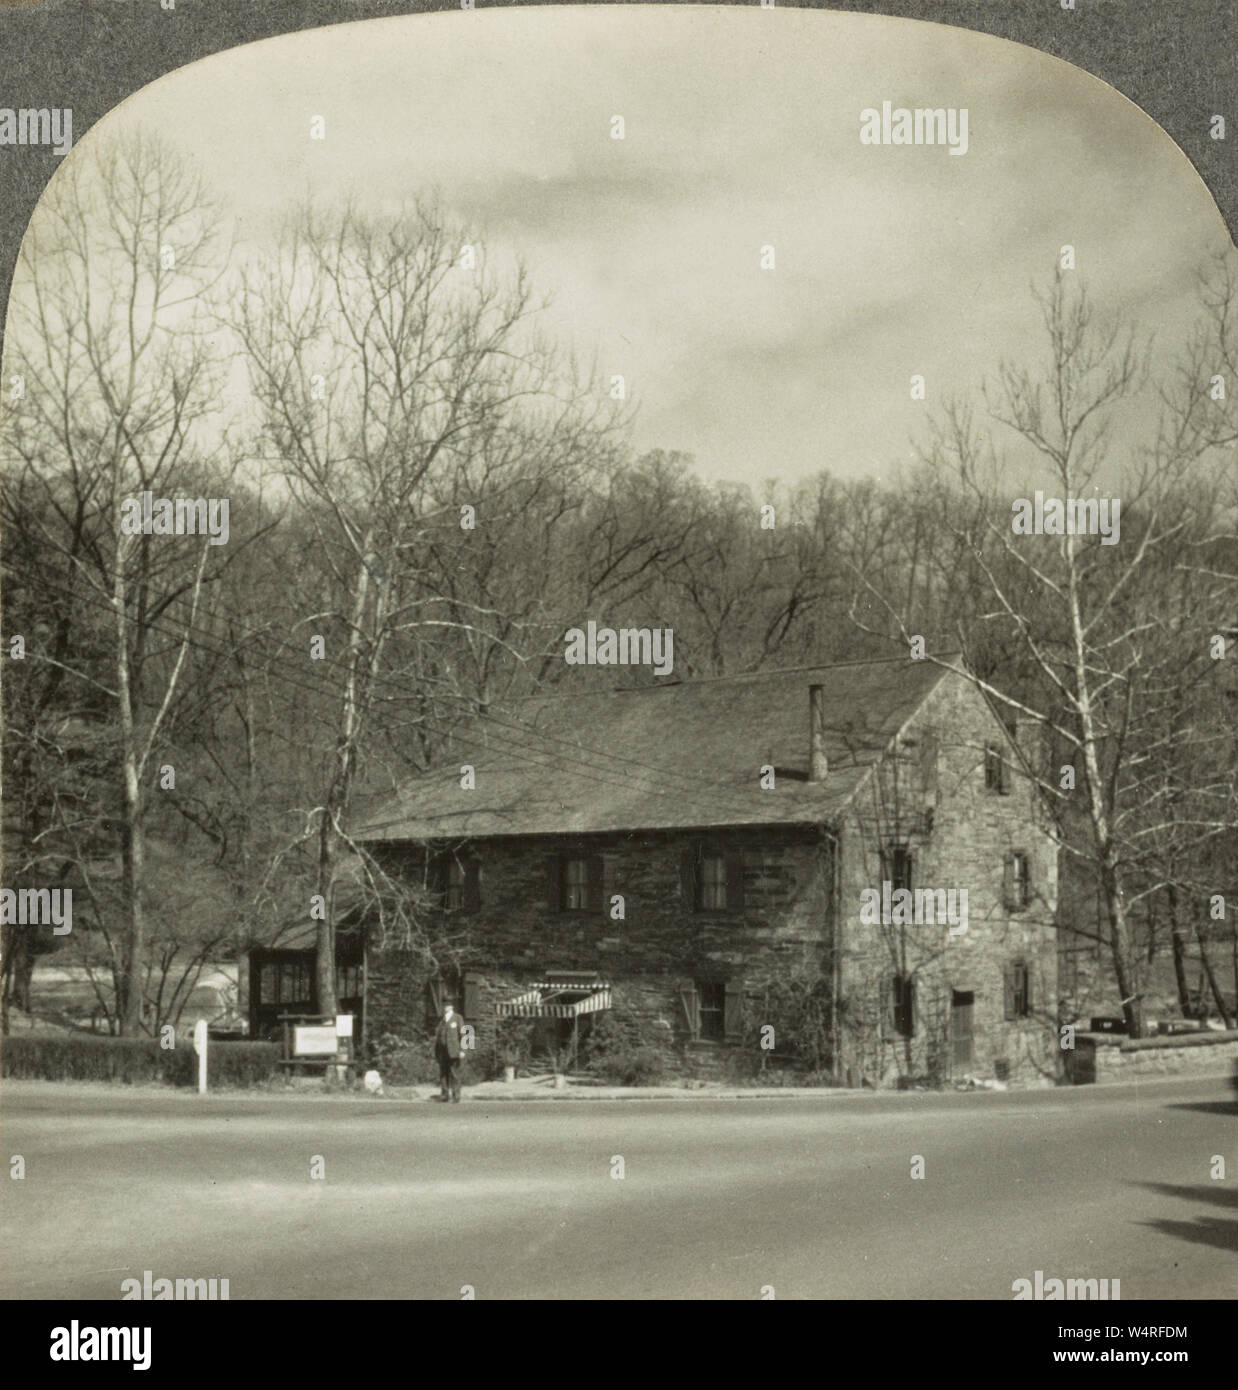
[434,1001,465,1102]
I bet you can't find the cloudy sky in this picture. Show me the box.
[90,5,1229,486]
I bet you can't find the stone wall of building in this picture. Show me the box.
[365,826,834,1077]
[835,671,1060,1089]
[364,673,1061,1089]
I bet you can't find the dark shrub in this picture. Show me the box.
[584,999,670,1086]
[590,1044,666,1087]
[0,1034,280,1087]
[366,1031,443,1086]
[1,1034,166,1083]
[493,1017,537,1074]
[200,1041,281,1088]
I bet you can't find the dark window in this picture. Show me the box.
[562,856,589,910]
[698,854,727,910]
[681,845,744,913]
[553,853,603,913]
[336,965,361,1000]
[698,981,726,1040]
[444,859,466,909]
[889,972,916,1038]
[1004,851,1031,910]
[262,961,313,1005]
[985,744,1007,794]
[881,845,913,894]
[1005,961,1032,1020]
[436,853,479,911]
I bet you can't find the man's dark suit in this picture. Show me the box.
[434,1013,465,1101]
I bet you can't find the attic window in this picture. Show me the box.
[984,744,1007,794]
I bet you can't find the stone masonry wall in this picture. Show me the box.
[366,826,834,1076]
[1067,1030,1238,1085]
[836,671,1060,1089]
[365,674,1060,1089]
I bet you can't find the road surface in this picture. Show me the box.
[1,1076,1233,1299]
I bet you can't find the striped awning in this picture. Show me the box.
[496,980,612,1019]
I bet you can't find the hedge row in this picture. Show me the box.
[1,1033,281,1087]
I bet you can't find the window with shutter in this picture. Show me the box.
[725,852,745,912]
[555,853,600,912]
[723,980,744,1041]
[462,860,481,913]
[1004,852,1031,911]
[881,846,913,894]
[1007,960,1030,1018]
[698,981,726,1040]
[689,845,743,912]
[698,853,727,909]
[985,744,1006,794]
[587,855,605,914]
[1002,964,1015,1020]
[561,856,589,910]
[680,845,697,910]
[890,972,915,1037]
[462,970,482,1022]
[443,857,467,909]
[678,984,700,1039]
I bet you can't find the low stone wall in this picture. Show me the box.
[1064,1030,1238,1084]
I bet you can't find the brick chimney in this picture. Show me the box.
[809,684,828,782]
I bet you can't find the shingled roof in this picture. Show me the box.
[353,654,959,841]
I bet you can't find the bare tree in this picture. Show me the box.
[851,265,1238,1038]
[233,199,617,1012]
[2,132,240,1035]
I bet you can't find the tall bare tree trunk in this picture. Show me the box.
[115,548,147,1037]
[1165,885,1193,1017]
[315,543,374,1016]
[1193,917,1233,1029]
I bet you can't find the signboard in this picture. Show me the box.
[293,1025,339,1056]
[335,1014,354,1039]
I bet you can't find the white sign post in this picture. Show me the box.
[193,1018,208,1095]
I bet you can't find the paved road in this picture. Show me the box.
[1,1076,1234,1299]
